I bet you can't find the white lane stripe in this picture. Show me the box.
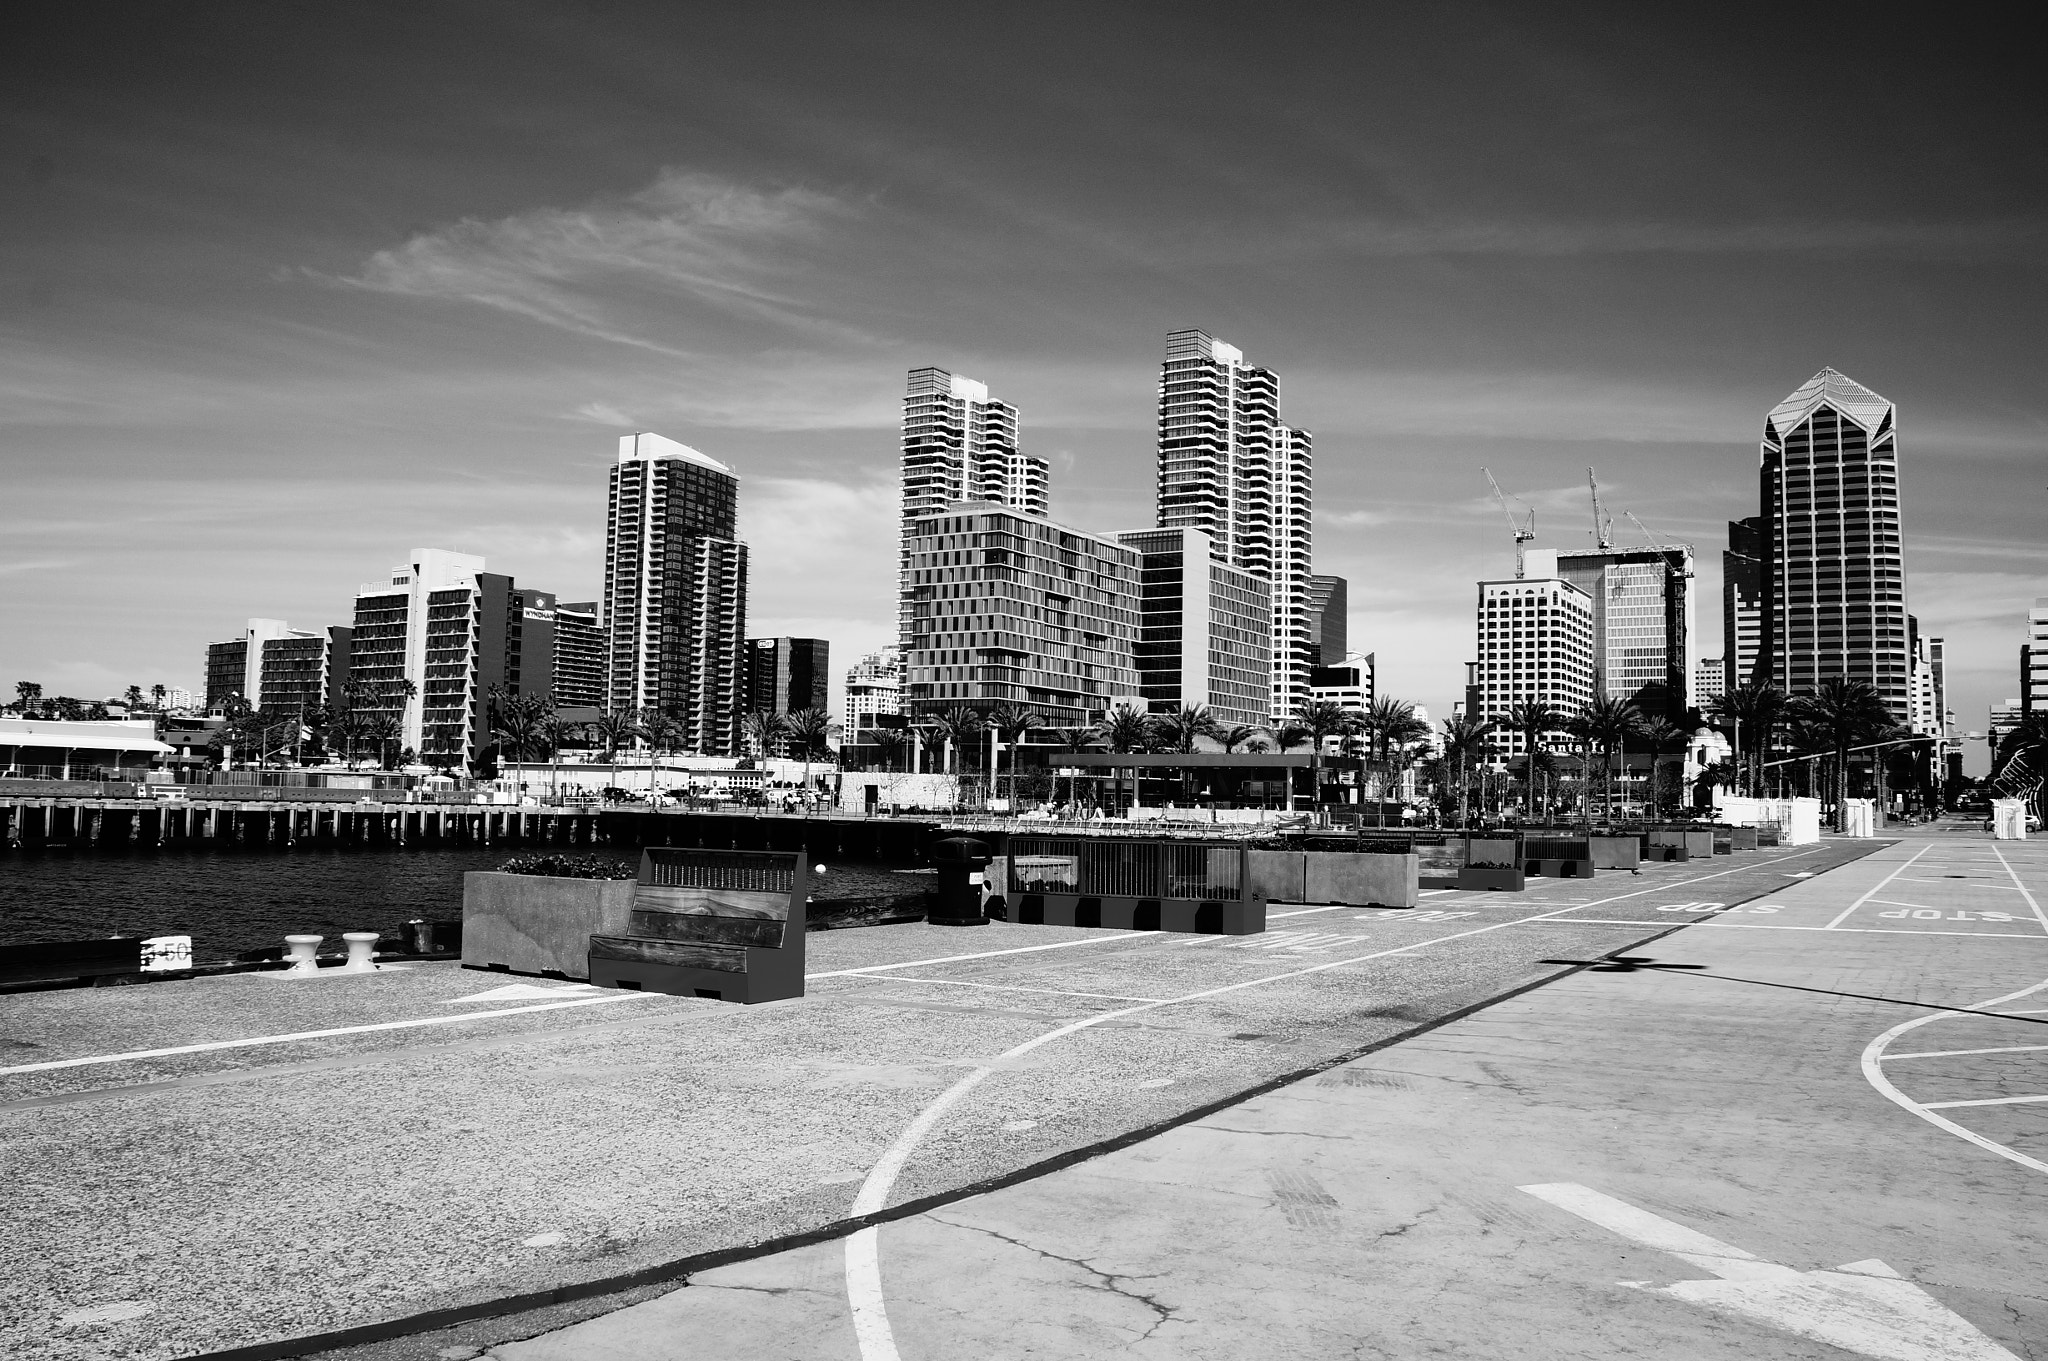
[1989,844,2048,936]
[1520,920,2048,939]
[1824,844,1932,930]
[1518,1183,1788,1281]
[1883,1045,2048,1061]
[805,932,1163,979]
[841,847,1836,1360]
[864,977,1168,1003]
[1860,976,2048,1177]
[0,994,651,1076]
[1921,1094,2048,1111]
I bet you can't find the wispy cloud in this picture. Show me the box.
[1257,216,2048,262]
[313,170,863,355]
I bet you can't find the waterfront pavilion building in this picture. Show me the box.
[902,502,1141,730]
[1759,368,1911,717]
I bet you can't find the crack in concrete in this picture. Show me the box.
[930,1214,1181,1344]
[1201,1124,1354,1140]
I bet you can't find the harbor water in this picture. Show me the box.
[0,847,924,964]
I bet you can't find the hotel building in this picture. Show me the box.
[1116,527,1271,731]
[1154,329,1314,722]
[1473,550,1596,760]
[844,647,903,736]
[203,619,346,717]
[902,503,1140,729]
[348,549,517,767]
[1758,369,1911,717]
[603,433,748,755]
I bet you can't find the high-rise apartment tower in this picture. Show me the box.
[1723,516,1766,689]
[1758,369,1910,716]
[603,433,748,756]
[1154,330,1312,721]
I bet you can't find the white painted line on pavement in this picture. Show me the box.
[0,993,653,1077]
[1824,844,1933,930]
[1862,975,2048,1178]
[1882,1044,2048,1061]
[806,932,1163,980]
[1520,1183,2022,1359]
[1921,1094,2048,1110]
[1988,844,2048,936]
[841,846,1840,1361]
[1519,1183,1784,1279]
[1515,919,2048,939]
[865,977,1168,1004]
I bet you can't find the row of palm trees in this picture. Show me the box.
[1706,676,1926,829]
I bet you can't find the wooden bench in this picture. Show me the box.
[1,937,142,988]
[588,848,806,1004]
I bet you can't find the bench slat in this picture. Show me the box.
[626,910,783,948]
[588,935,748,973]
[632,885,792,921]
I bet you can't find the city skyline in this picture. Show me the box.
[5,7,2043,770]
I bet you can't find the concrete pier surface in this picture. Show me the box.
[12,831,2030,1360]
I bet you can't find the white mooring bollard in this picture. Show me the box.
[339,932,381,973]
[282,934,324,974]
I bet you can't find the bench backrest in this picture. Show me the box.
[632,848,807,948]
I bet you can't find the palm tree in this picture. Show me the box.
[1501,701,1560,816]
[1790,677,1897,831]
[1151,703,1214,806]
[1216,724,1259,754]
[538,708,583,802]
[1440,715,1495,827]
[1633,716,1685,819]
[741,709,789,763]
[1048,725,1098,810]
[930,705,984,782]
[1710,683,1790,797]
[364,714,402,771]
[912,721,948,776]
[640,708,684,800]
[123,684,144,712]
[489,688,549,766]
[870,728,909,774]
[1291,699,1356,816]
[1097,702,1154,812]
[150,683,167,712]
[986,701,1042,807]
[1358,699,1429,826]
[1576,696,1644,820]
[783,707,835,808]
[591,708,646,764]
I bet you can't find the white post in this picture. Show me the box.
[340,931,380,973]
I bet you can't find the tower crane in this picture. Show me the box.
[1482,468,1536,578]
[1625,510,1696,579]
[1588,467,1615,549]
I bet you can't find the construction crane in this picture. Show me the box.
[1587,468,1616,548]
[1625,510,1696,579]
[1482,468,1536,577]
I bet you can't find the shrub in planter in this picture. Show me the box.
[494,853,636,879]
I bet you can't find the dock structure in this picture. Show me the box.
[0,796,601,852]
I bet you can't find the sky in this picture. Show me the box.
[4,2,2043,771]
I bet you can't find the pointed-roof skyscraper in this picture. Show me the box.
[1758,367,1910,718]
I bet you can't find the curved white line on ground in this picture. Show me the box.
[1860,975,2048,1178]
[842,848,1835,1360]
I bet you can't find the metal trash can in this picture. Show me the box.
[929,836,993,927]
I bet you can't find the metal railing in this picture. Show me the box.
[1007,837,1245,900]
[643,847,797,892]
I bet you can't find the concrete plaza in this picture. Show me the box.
[5,828,2042,1360]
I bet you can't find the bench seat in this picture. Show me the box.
[589,935,748,973]
[588,849,807,1005]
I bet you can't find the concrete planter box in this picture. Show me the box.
[461,872,638,979]
[1589,835,1641,870]
[1247,850,1419,908]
